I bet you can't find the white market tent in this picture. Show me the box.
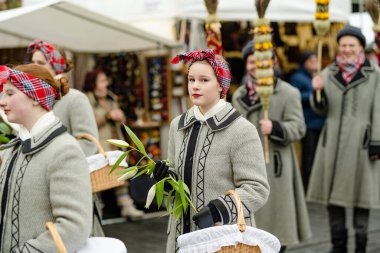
[0,0,180,53]
[61,0,351,41]
[175,0,351,22]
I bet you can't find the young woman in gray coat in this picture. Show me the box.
[153,49,270,253]
[307,25,380,253]
[27,40,104,236]
[0,64,92,252]
[232,41,312,253]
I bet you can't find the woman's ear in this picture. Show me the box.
[32,100,40,106]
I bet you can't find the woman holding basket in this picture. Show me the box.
[0,64,92,252]
[152,49,270,253]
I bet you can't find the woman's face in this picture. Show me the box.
[95,72,109,94]
[0,82,35,125]
[246,54,256,78]
[338,36,363,63]
[31,50,56,77]
[188,61,222,114]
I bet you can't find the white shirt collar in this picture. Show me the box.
[193,99,226,122]
[18,111,56,141]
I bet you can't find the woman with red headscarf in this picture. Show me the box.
[0,64,92,252]
[26,40,104,236]
[152,49,269,253]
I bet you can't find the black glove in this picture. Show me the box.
[192,201,222,229]
[153,160,169,181]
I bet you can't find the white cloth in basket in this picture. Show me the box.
[86,151,128,173]
[77,237,127,253]
[177,225,281,253]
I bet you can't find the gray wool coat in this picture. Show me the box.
[53,88,99,156]
[0,118,92,253]
[307,59,380,209]
[54,88,103,237]
[232,79,312,245]
[166,103,269,253]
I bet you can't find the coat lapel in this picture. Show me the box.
[22,119,67,155]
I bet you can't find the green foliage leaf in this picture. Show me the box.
[0,123,11,135]
[166,190,174,214]
[109,151,129,174]
[173,191,183,221]
[146,161,156,175]
[132,167,148,179]
[124,125,147,156]
[0,135,10,144]
[107,139,129,148]
[178,180,188,214]
[167,179,179,191]
[116,166,139,175]
[155,179,165,208]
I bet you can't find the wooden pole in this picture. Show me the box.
[316,39,323,102]
[263,109,270,164]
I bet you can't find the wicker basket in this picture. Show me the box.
[216,190,261,253]
[177,189,281,253]
[77,133,125,193]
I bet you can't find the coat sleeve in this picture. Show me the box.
[69,92,99,156]
[369,71,380,156]
[18,142,92,253]
[218,121,270,224]
[269,88,306,145]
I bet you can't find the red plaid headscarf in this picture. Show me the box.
[0,65,57,111]
[171,49,231,99]
[27,40,67,75]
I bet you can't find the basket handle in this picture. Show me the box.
[76,133,106,157]
[225,190,246,232]
[45,222,68,253]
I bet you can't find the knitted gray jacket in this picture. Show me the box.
[0,119,92,253]
[166,103,269,253]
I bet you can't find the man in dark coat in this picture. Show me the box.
[290,51,325,192]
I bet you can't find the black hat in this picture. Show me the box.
[300,51,316,65]
[242,40,254,62]
[336,25,366,48]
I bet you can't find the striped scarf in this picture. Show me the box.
[336,52,365,84]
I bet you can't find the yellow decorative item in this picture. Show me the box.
[253,0,273,164]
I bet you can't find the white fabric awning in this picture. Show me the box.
[0,0,181,52]
[176,0,351,22]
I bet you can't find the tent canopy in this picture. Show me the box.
[175,0,351,22]
[0,0,180,53]
[71,0,351,23]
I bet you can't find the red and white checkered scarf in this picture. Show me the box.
[0,65,57,111]
[171,49,231,99]
[27,40,67,75]
[336,52,365,84]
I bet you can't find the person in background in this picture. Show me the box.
[153,49,269,253]
[26,39,103,236]
[83,69,145,220]
[307,25,380,253]
[290,51,325,192]
[232,40,312,253]
[0,64,92,252]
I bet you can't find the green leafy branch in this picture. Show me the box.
[107,125,196,221]
[0,122,11,144]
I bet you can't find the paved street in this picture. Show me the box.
[103,203,380,253]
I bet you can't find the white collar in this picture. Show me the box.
[194,99,226,122]
[18,111,56,141]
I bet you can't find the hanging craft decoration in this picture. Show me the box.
[253,0,273,164]
[313,0,330,102]
[204,0,223,55]
[365,0,380,64]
